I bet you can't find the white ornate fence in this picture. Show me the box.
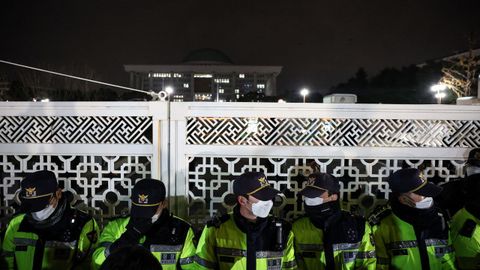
[1,102,479,228]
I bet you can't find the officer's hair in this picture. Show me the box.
[100,245,162,270]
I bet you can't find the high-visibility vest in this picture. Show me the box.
[92,215,196,270]
[373,212,456,270]
[450,207,480,270]
[2,210,99,270]
[194,213,297,270]
[292,213,376,270]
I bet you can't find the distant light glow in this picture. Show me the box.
[300,88,309,96]
[435,92,446,98]
[40,98,50,102]
[165,86,174,94]
[278,99,286,103]
[430,84,447,92]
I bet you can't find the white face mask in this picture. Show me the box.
[415,197,433,209]
[151,213,160,223]
[251,200,273,218]
[305,197,324,206]
[32,204,56,221]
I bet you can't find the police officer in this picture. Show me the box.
[2,170,99,270]
[92,178,196,269]
[292,173,376,270]
[373,168,455,269]
[436,148,480,219]
[465,148,480,177]
[194,172,297,270]
[450,173,480,269]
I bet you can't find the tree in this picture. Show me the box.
[439,39,480,97]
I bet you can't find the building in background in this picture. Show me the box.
[124,49,282,102]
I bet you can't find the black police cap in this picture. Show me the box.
[20,170,59,213]
[130,178,166,218]
[233,172,280,201]
[299,173,340,198]
[389,168,442,197]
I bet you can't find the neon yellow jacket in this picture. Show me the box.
[92,215,196,270]
[292,213,376,270]
[195,211,297,270]
[373,212,455,270]
[2,210,98,270]
[450,207,480,269]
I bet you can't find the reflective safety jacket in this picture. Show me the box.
[450,207,480,269]
[92,214,196,270]
[194,210,297,270]
[373,211,456,270]
[2,209,99,270]
[292,212,376,270]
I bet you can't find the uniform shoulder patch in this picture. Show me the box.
[206,213,230,228]
[368,204,391,226]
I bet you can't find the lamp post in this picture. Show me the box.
[300,88,309,103]
[430,84,447,104]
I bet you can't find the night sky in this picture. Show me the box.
[1,0,479,98]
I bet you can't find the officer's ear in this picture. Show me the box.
[160,199,168,209]
[329,193,339,202]
[398,193,415,208]
[55,188,62,199]
[237,195,249,206]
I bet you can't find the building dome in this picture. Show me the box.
[182,48,234,65]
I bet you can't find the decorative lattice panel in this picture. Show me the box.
[186,117,480,147]
[0,116,153,144]
[0,155,152,226]
[187,156,466,226]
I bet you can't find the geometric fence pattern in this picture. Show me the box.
[0,116,153,144]
[186,117,480,147]
[0,155,152,225]
[187,156,467,227]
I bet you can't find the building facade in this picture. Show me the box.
[124,49,282,102]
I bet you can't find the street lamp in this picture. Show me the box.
[300,88,309,103]
[430,84,447,104]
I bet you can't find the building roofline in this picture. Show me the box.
[124,64,283,74]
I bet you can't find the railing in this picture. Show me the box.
[1,102,479,228]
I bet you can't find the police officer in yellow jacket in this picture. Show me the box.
[292,173,376,270]
[195,172,297,270]
[92,178,196,269]
[450,173,480,269]
[2,170,99,270]
[373,168,456,270]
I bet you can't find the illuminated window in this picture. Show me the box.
[195,93,212,101]
[219,89,224,94]
[173,73,182,78]
[234,89,240,94]
[152,73,171,78]
[183,83,189,88]
[239,74,245,78]
[257,84,265,89]
[194,74,213,78]
[236,94,240,99]
[214,78,230,84]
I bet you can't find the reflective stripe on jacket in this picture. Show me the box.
[91,215,196,270]
[373,212,455,270]
[194,213,297,270]
[292,215,376,270]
